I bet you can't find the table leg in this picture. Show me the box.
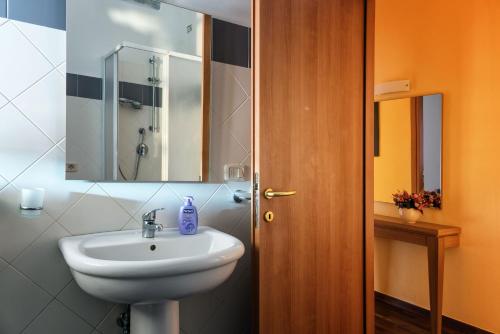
[427,237,445,334]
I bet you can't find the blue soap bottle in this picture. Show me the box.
[178,196,198,235]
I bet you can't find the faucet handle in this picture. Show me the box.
[142,208,164,222]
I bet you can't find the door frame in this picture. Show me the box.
[364,0,375,333]
[250,0,376,333]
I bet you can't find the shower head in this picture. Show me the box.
[119,98,143,110]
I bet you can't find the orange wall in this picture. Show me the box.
[374,0,500,331]
[374,98,412,202]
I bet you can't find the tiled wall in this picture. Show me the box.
[0,14,251,334]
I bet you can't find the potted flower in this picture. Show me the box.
[392,190,441,223]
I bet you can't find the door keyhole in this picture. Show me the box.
[264,211,274,222]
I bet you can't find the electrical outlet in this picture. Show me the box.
[66,163,79,173]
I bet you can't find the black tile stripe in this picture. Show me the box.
[0,0,6,18]
[67,73,162,107]
[77,75,102,100]
[66,74,102,100]
[5,0,65,30]
[66,73,77,97]
[212,18,251,68]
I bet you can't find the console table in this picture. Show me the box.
[374,215,461,334]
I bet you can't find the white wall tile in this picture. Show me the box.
[232,65,251,97]
[0,104,53,181]
[57,137,66,151]
[66,97,104,180]
[0,266,52,334]
[57,61,66,76]
[132,184,183,228]
[226,98,251,152]
[57,280,115,327]
[13,223,73,296]
[0,91,7,109]
[121,217,141,231]
[168,183,221,209]
[209,63,251,182]
[0,22,53,99]
[13,20,66,66]
[211,61,249,123]
[0,185,54,261]
[13,69,66,142]
[0,174,8,191]
[199,185,249,233]
[23,300,94,334]
[98,182,162,216]
[59,184,131,235]
[209,125,248,181]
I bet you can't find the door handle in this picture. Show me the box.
[264,188,296,199]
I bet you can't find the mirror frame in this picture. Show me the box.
[374,92,443,206]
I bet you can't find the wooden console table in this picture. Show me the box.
[374,215,461,334]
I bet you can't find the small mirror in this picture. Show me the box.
[374,94,442,204]
[66,0,250,182]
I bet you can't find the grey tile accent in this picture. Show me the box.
[66,73,77,97]
[121,81,143,104]
[57,280,114,327]
[0,0,6,18]
[8,0,66,30]
[0,266,52,333]
[77,74,102,100]
[212,19,250,68]
[142,85,162,108]
[23,300,93,334]
[119,81,162,107]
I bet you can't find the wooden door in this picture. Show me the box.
[253,0,373,332]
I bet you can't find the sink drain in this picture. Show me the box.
[150,244,156,251]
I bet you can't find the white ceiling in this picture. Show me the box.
[163,0,250,27]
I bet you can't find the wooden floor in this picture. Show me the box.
[375,294,489,334]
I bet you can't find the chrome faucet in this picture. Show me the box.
[142,208,164,238]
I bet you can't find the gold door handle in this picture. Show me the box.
[264,188,297,199]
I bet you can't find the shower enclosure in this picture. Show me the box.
[104,42,203,181]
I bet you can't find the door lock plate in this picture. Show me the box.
[264,211,274,222]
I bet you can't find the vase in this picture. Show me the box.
[399,208,422,224]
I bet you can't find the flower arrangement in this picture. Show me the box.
[392,190,441,213]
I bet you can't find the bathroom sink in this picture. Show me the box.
[59,227,244,334]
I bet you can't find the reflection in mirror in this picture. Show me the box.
[66,0,250,182]
[374,94,442,204]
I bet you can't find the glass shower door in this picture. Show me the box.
[116,46,165,181]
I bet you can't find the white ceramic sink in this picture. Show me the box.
[59,227,244,334]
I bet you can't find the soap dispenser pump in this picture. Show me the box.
[178,196,198,235]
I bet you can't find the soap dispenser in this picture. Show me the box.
[178,196,198,235]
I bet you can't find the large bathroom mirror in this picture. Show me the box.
[66,0,251,182]
[374,94,443,203]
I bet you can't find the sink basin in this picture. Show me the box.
[59,226,244,334]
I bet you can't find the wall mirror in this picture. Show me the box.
[374,94,443,204]
[66,0,251,182]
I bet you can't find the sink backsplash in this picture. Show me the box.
[0,8,251,334]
